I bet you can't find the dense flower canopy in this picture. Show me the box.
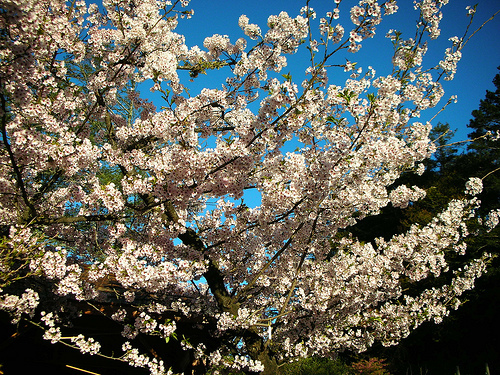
[0,0,498,373]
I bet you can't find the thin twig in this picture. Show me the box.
[461,8,500,50]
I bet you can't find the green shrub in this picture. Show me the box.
[279,357,355,375]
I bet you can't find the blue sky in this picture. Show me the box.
[171,0,500,144]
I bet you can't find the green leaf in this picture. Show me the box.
[282,72,292,82]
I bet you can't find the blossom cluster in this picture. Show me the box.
[208,350,265,373]
[465,177,483,196]
[70,334,101,355]
[122,342,168,375]
[0,289,39,323]
[216,308,259,331]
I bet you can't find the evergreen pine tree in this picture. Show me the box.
[468,67,500,159]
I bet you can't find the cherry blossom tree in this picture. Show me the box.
[0,0,498,374]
